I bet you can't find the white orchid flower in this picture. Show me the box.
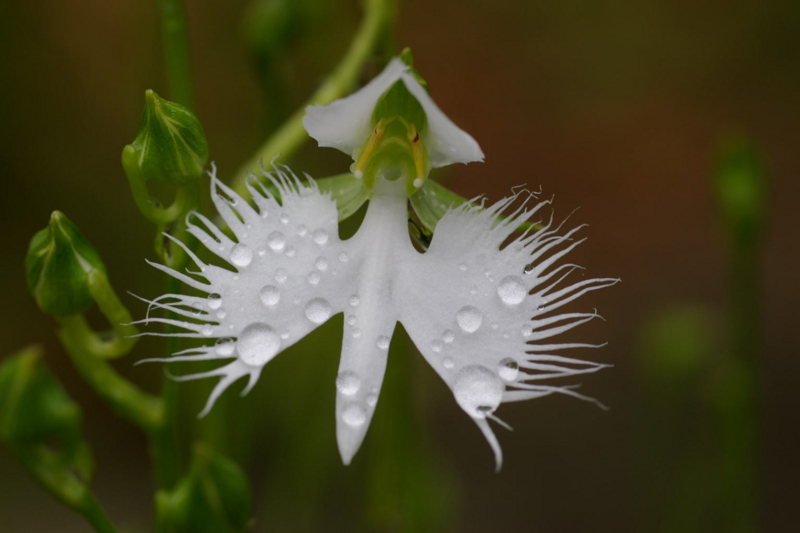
[136,54,617,470]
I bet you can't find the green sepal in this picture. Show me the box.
[0,345,94,480]
[126,89,209,186]
[26,211,107,317]
[316,173,371,221]
[155,444,253,533]
[399,47,429,94]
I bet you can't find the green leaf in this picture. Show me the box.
[156,444,253,533]
[25,211,106,316]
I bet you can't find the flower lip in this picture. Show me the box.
[303,57,484,170]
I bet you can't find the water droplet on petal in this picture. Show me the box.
[307,272,320,285]
[229,244,253,267]
[336,371,361,396]
[469,286,478,295]
[348,294,360,307]
[521,324,532,337]
[304,298,332,324]
[376,335,390,350]
[279,213,289,224]
[366,393,378,407]
[338,252,349,262]
[431,339,443,353]
[352,327,361,338]
[236,322,281,366]
[497,358,520,381]
[342,402,366,427]
[207,293,223,309]
[274,268,288,283]
[347,314,357,326]
[459,263,467,271]
[297,224,308,236]
[315,256,329,271]
[259,285,280,307]
[257,247,266,257]
[456,305,483,333]
[201,325,214,336]
[442,330,455,343]
[453,365,504,418]
[497,275,526,305]
[284,245,295,257]
[216,310,227,319]
[267,231,286,251]
[280,329,290,339]
[538,301,547,311]
[312,228,329,245]
[442,356,455,369]
[215,338,236,356]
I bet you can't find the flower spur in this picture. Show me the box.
[134,54,618,470]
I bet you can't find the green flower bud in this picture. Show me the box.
[124,89,209,186]
[26,212,106,316]
[156,444,253,533]
[0,345,81,448]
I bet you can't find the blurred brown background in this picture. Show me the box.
[1,0,798,531]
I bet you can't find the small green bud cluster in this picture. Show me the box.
[26,212,106,317]
[124,89,208,187]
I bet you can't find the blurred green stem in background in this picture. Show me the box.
[158,0,195,111]
[713,133,767,532]
[231,0,397,196]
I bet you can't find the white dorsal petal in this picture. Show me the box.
[398,71,484,168]
[303,57,484,169]
[142,166,613,469]
[303,58,408,156]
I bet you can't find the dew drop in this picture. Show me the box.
[338,252,349,262]
[201,325,214,336]
[342,402,367,427]
[497,358,520,382]
[315,256,329,271]
[215,338,236,356]
[280,329,290,339]
[442,330,455,343]
[346,314,357,326]
[274,268,288,283]
[307,272,321,285]
[229,244,253,267]
[207,293,223,310]
[431,339,443,353]
[497,275,526,305]
[267,231,286,251]
[312,228,329,245]
[453,365,504,418]
[257,247,267,257]
[259,285,280,307]
[521,324,533,337]
[456,305,483,333]
[284,245,295,257]
[376,335,390,350]
[297,224,307,236]
[366,393,378,407]
[352,327,361,338]
[336,371,361,396]
[442,356,455,369]
[348,294,360,307]
[537,301,547,311]
[469,286,478,295]
[236,323,281,366]
[304,298,332,324]
[216,310,227,319]
[279,213,289,224]
[459,263,467,271]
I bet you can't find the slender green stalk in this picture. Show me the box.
[58,317,164,433]
[231,0,396,195]
[158,0,195,111]
[19,448,118,533]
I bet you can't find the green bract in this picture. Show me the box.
[26,212,106,316]
[125,89,209,186]
[155,444,252,533]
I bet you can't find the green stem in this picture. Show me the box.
[81,494,119,533]
[58,317,164,433]
[231,0,395,196]
[158,0,195,111]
